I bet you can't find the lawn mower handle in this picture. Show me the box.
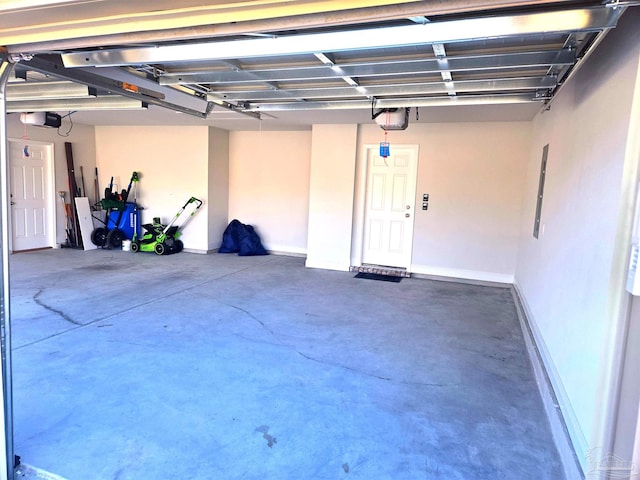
[183,197,203,209]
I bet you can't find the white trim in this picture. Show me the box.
[305,259,350,271]
[7,138,56,252]
[410,264,514,284]
[269,250,306,258]
[182,248,209,255]
[350,141,368,267]
[200,249,307,257]
[512,280,586,479]
[352,143,420,269]
[410,272,511,288]
[265,245,307,256]
[588,47,640,480]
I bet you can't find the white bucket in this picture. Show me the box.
[122,240,131,251]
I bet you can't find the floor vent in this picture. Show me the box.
[350,265,411,278]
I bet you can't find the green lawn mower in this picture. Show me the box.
[131,197,203,255]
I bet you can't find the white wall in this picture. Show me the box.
[357,122,531,282]
[514,8,640,472]
[228,131,311,254]
[208,127,229,251]
[94,126,210,252]
[6,113,96,247]
[230,122,530,278]
[306,124,358,270]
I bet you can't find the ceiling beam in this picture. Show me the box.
[61,7,620,68]
[217,59,280,91]
[160,49,575,85]
[6,80,94,100]
[243,93,541,111]
[13,55,218,118]
[6,97,147,112]
[314,51,362,90]
[209,76,557,101]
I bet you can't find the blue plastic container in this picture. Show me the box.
[107,202,140,240]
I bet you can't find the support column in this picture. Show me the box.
[305,124,358,271]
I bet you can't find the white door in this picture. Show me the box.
[8,140,55,251]
[362,145,418,269]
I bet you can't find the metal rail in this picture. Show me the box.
[540,7,626,112]
[244,93,541,111]
[0,51,16,480]
[161,49,576,86]
[60,7,621,68]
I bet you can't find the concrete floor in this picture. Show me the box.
[9,249,564,480]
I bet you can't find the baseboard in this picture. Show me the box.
[201,248,306,257]
[182,248,209,255]
[410,272,511,288]
[266,245,307,256]
[305,259,351,271]
[511,282,585,480]
[410,264,514,285]
[269,250,307,258]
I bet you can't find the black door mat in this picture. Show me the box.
[354,272,402,282]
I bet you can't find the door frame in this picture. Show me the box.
[7,138,56,252]
[351,143,419,269]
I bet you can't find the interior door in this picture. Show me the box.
[8,140,55,251]
[362,145,418,269]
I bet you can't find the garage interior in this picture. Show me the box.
[1,1,640,479]
[10,247,562,480]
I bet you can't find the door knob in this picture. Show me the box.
[405,213,410,218]
[10,201,15,206]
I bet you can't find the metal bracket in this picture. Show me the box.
[206,98,261,120]
[19,54,209,118]
[7,53,32,64]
